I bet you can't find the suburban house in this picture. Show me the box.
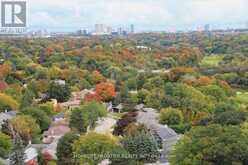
[43,120,71,144]
[24,146,39,165]
[111,104,123,113]
[54,79,66,85]
[135,104,145,111]
[0,146,39,165]
[0,111,17,129]
[41,119,71,160]
[53,112,65,122]
[137,108,180,164]
[60,89,93,110]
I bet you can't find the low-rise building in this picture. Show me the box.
[60,89,93,110]
[43,120,70,144]
[137,108,180,163]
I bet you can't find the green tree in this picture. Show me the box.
[170,124,248,165]
[127,78,137,90]
[10,115,41,144]
[57,132,79,165]
[213,111,247,125]
[21,107,51,131]
[126,93,139,106]
[120,83,129,103]
[200,85,227,101]
[81,101,107,128]
[109,146,137,165]
[214,102,238,115]
[145,88,165,109]
[121,131,160,163]
[137,89,149,104]
[143,76,164,90]
[0,133,13,158]
[160,57,177,69]
[39,102,55,116]
[69,108,89,133]
[73,132,118,165]
[1,120,12,137]
[160,107,184,125]
[20,88,35,109]
[69,101,107,133]
[136,73,146,90]
[48,82,71,102]
[163,83,213,113]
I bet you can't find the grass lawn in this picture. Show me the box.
[200,55,223,67]
[108,112,123,120]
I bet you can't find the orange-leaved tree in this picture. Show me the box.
[95,82,116,102]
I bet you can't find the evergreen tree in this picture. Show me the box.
[10,134,26,165]
[1,120,12,137]
[20,89,35,109]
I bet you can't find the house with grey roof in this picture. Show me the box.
[137,108,180,163]
[53,112,65,121]
[60,89,94,110]
[0,111,17,130]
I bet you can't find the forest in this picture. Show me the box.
[0,32,248,165]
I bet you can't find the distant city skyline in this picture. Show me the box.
[25,0,248,32]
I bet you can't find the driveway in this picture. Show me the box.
[95,117,116,134]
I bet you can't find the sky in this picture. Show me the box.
[26,0,248,32]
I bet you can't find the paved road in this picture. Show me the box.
[95,117,116,134]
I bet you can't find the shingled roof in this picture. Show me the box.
[137,108,180,163]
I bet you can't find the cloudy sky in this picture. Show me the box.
[26,0,248,32]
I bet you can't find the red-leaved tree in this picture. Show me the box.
[84,92,103,102]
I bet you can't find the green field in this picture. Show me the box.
[200,55,223,67]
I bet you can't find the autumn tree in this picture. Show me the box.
[10,115,41,144]
[0,93,19,111]
[95,82,116,101]
[0,64,11,80]
[84,92,102,102]
[87,70,105,84]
